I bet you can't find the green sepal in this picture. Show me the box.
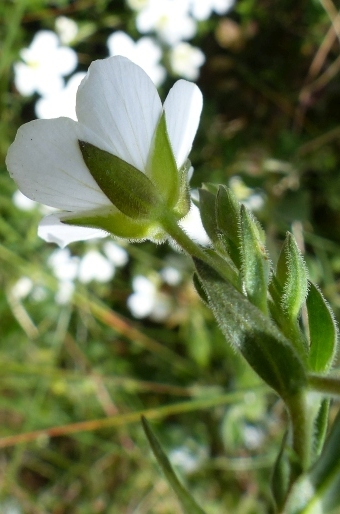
[271,431,290,510]
[239,205,270,314]
[172,159,191,220]
[194,259,307,398]
[147,112,180,208]
[198,188,220,245]
[216,185,241,268]
[216,185,240,246]
[276,232,308,320]
[141,417,207,514]
[307,282,338,373]
[62,208,166,242]
[79,141,162,219]
[202,182,219,194]
[284,408,340,514]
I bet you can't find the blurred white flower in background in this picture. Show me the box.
[46,243,128,303]
[77,250,115,284]
[126,0,150,10]
[169,446,199,473]
[229,176,265,212]
[107,31,166,86]
[11,277,34,300]
[14,30,77,96]
[35,72,86,119]
[48,248,79,304]
[135,0,196,46]
[160,266,182,286]
[103,241,129,267]
[12,190,37,211]
[55,16,78,44]
[48,248,79,282]
[189,0,235,20]
[127,275,172,321]
[170,42,205,80]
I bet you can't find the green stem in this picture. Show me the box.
[285,390,313,472]
[308,373,340,396]
[160,212,239,288]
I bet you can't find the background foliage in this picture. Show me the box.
[1,0,340,512]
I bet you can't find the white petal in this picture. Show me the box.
[163,80,202,168]
[76,56,162,172]
[6,117,113,211]
[38,214,107,248]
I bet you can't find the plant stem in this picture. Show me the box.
[285,390,312,472]
[160,212,239,288]
[308,373,340,396]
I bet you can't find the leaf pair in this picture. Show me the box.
[199,185,271,312]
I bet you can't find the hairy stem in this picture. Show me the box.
[160,212,239,288]
[285,390,313,472]
[308,373,340,396]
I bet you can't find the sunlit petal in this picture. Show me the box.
[76,56,162,172]
[6,117,113,211]
[163,79,202,168]
[38,214,107,248]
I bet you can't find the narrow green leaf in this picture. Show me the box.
[239,205,270,314]
[193,272,209,305]
[313,399,330,458]
[79,141,161,219]
[198,188,220,245]
[194,259,307,398]
[284,408,340,513]
[147,112,180,208]
[141,417,207,514]
[271,431,290,510]
[307,282,338,373]
[276,232,308,320]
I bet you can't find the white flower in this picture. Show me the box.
[103,241,129,267]
[7,56,202,247]
[55,16,78,45]
[48,248,79,282]
[127,275,171,320]
[55,280,75,305]
[14,30,77,96]
[170,42,205,80]
[161,266,182,285]
[136,0,196,46]
[11,277,33,300]
[78,250,115,283]
[189,0,235,21]
[35,72,86,120]
[107,31,166,86]
[126,0,150,10]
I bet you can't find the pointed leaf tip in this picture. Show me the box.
[141,416,207,514]
[276,232,308,320]
[307,281,338,373]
